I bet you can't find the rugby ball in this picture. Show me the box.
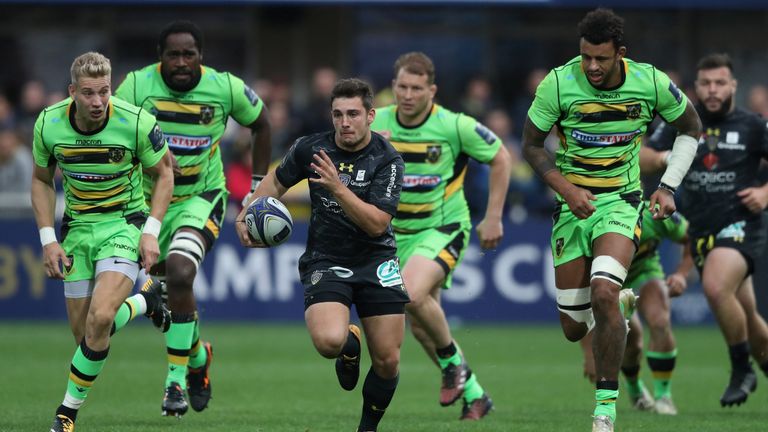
[244,196,293,247]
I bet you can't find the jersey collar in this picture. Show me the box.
[67,99,113,136]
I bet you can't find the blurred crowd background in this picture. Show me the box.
[2,2,768,222]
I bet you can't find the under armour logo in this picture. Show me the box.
[338,163,354,173]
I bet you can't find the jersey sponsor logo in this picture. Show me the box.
[356,170,366,181]
[64,170,124,182]
[702,152,719,170]
[165,133,213,151]
[329,266,354,278]
[320,196,343,214]
[555,238,564,258]
[595,92,621,100]
[148,124,165,152]
[474,123,499,145]
[402,174,441,190]
[608,220,631,231]
[75,139,102,145]
[108,148,125,163]
[338,163,354,173]
[113,242,137,254]
[726,131,739,144]
[426,145,441,163]
[376,258,402,288]
[668,81,683,104]
[570,129,641,147]
[244,85,260,106]
[386,164,398,198]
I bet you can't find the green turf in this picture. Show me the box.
[2,323,767,431]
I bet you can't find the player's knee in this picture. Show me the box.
[557,287,593,341]
[166,255,197,291]
[589,255,627,309]
[561,321,588,342]
[590,283,617,314]
[87,307,115,332]
[371,350,400,378]
[312,333,347,358]
[701,279,725,302]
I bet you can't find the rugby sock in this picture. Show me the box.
[462,369,485,402]
[594,381,619,422]
[341,326,361,357]
[436,342,460,369]
[165,311,196,388]
[188,320,208,369]
[620,364,642,397]
[62,341,109,413]
[728,342,751,372]
[646,349,677,399]
[110,294,147,335]
[359,368,399,432]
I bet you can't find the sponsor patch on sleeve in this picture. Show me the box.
[668,81,683,104]
[244,85,260,106]
[474,123,499,145]
[148,124,165,152]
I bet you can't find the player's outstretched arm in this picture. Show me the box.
[522,116,596,219]
[242,108,273,207]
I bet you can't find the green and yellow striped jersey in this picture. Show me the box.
[528,57,687,197]
[32,97,167,223]
[372,104,502,232]
[115,63,264,201]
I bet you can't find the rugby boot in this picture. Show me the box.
[591,415,614,432]
[187,341,214,412]
[335,324,361,391]
[460,393,494,420]
[440,361,469,406]
[50,414,74,432]
[629,382,655,411]
[720,366,757,407]
[140,277,171,333]
[162,382,189,417]
[654,396,678,415]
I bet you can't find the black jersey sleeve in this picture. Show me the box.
[758,117,768,159]
[275,137,308,189]
[368,149,404,217]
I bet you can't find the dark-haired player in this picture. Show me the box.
[235,78,408,432]
[647,53,768,408]
[522,8,702,431]
[115,20,272,416]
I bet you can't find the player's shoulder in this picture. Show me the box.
[732,107,765,126]
[110,96,144,117]
[202,65,242,87]
[296,131,333,150]
[372,104,397,124]
[41,98,71,116]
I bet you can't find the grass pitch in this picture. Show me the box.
[2,323,767,432]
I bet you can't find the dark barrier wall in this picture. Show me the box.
[0,218,712,324]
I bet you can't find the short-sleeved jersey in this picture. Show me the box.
[115,63,264,201]
[371,104,501,232]
[33,97,167,223]
[528,57,688,197]
[648,107,768,237]
[276,131,404,264]
[633,206,688,262]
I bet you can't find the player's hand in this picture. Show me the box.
[666,272,688,297]
[43,242,69,279]
[234,206,268,248]
[476,216,503,251]
[562,185,597,219]
[649,188,676,220]
[139,234,160,271]
[309,150,343,195]
[241,192,254,209]
[737,187,768,213]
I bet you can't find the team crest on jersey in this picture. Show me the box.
[555,237,565,258]
[426,145,442,163]
[199,106,215,125]
[311,270,323,285]
[626,104,642,119]
[148,124,165,152]
[339,173,351,186]
[108,148,125,163]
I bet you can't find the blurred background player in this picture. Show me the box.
[371,52,511,420]
[522,8,701,431]
[580,205,693,416]
[646,53,768,407]
[235,78,408,432]
[114,20,272,416]
[32,52,173,432]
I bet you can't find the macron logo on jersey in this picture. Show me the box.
[402,174,441,190]
[571,129,642,147]
[165,133,213,151]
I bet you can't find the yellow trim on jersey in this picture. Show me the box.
[69,184,128,200]
[70,200,126,211]
[179,165,202,176]
[397,202,435,213]
[572,154,627,166]
[578,102,637,114]
[153,100,208,115]
[68,373,93,388]
[438,249,457,270]
[59,147,111,157]
[390,142,440,153]
[444,167,467,199]
[564,173,624,187]
[209,140,220,159]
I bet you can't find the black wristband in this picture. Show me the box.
[658,182,676,194]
